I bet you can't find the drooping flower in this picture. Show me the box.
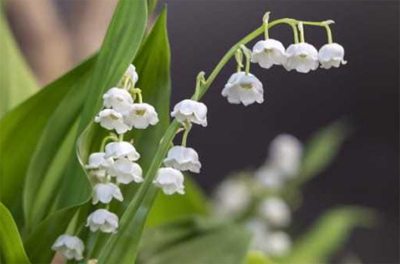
[94,109,130,134]
[251,39,287,69]
[269,134,303,177]
[171,99,207,127]
[86,209,119,233]
[85,152,113,180]
[163,146,201,173]
[284,43,319,73]
[104,141,140,161]
[258,197,291,227]
[264,231,292,257]
[124,103,159,129]
[51,235,84,261]
[103,87,133,114]
[125,64,139,85]
[92,183,123,204]
[213,178,251,217]
[108,158,143,184]
[222,72,264,106]
[254,166,285,189]
[246,218,270,253]
[318,43,347,69]
[153,167,185,195]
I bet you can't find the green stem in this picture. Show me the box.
[324,24,333,43]
[298,22,305,43]
[181,123,191,147]
[100,134,118,151]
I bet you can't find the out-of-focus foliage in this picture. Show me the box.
[283,207,375,264]
[0,8,38,118]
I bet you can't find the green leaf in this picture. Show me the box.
[97,9,175,263]
[147,176,209,227]
[143,224,251,264]
[300,121,348,181]
[283,207,375,264]
[0,7,38,117]
[0,57,94,226]
[0,202,30,264]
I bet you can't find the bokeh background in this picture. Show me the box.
[4,0,398,263]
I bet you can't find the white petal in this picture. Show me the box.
[171,99,208,127]
[108,158,143,184]
[86,209,119,233]
[251,39,286,69]
[163,146,201,173]
[153,167,185,195]
[94,109,130,134]
[285,43,319,73]
[318,43,346,69]
[105,141,140,161]
[103,87,133,114]
[52,235,84,261]
[124,103,159,129]
[269,134,303,177]
[258,197,291,227]
[125,64,139,85]
[222,72,264,106]
[92,183,123,204]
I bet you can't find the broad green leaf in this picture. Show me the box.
[98,9,176,263]
[0,56,94,226]
[147,176,209,227]
[143,224,251,264]
[0,202,30,264]
[282,207,375,264]
[299,121,348,181]
[0,7,38,117]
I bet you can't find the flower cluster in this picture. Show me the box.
[213,134,303,257]
[153,99,206,195]
[222,17,346,107]
[52,65,159,260]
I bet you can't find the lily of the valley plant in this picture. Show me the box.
[0,1,356,264]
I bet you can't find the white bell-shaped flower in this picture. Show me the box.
[246,218,270,253]
[258,197,291,227]
[264,231,292,257]
[163,146,201,173]
[108,158,143,184]
[51,235,84,261]
[255,166,285,189]
[153,167,185,195]
[92,183,123,204]
[171,99,207,127]
[284,43,319,73]
[213,178,251,217]
[105,141,140,161]
[85,152,113,170]
[94,109,130,134]
[269,134,303,177]
[125,64,139,85]
[251,39,287,69]
[318,43,347,69]
[124,103,159,129]
[103,87,133,114]
[86,209,118,233]
[222,72,264,106]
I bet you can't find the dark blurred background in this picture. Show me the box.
[6,0,399,263]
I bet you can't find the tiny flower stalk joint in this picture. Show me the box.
[52,11,346,262]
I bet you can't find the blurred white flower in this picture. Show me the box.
[103,87,133,114]
[214,178,251,217]
[124,103,159,129]
[125,64,139,85]
[258,197,291,227]
[264,231,292,257]
[163,146,201,173]
[318,43,347,69]
[105,141,140,161]
[255,166,285,189]
[269,134,303,177]
[222,72,264,106]
[86,209,119,233]
[171,99,208,127]
[108,158,143,184]
[153,167,185,195]
[94,109,130,134]
[246,218,270,253]
[51,235,84,261]
[284,43,319,73]
[92,183,123,204]
[251,39,286,69]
